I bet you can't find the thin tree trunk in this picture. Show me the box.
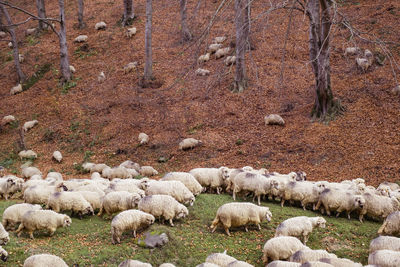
[0,6,26,83]
[58,0,71,83]
[243,0,252,50]
[122,0,135,26]
[144,0,153,81]
[233,0,247,93]
[77,0,85,29]
[180,0,192,42]
[36,0,47,31]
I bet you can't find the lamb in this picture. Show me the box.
[74,35,88,42]
[139,166,158,176]
[23,254,68,267]
[98,191,142,216]
[18,150,37,159]
[24,183,67,205]
[314,188,365,220]
[1,115,15,125]
[344,47,360,56]
[214,36,227,43]
[161,172,203,195]
[47,191,94,218]
[198,53,211,63]
[98,71,106,82]
[0,223,9,245]
[23,120,38,131]
[16,209,72,239]
[210,202,272,236]
[119,259,152,266]
[215,47,230,59]
[275,216,326,244]
[225,56,236,66]
[265,114,285,126]
[21,166,42,178]
[227,261,254,267]
[126,27,137,38]
[205,251,237,267]
[262,236,309,264]
[0,246,7,262]
[209,43,223,53]
[124,62,138,74]
[10,84,22,95]
[138,195,188,226]
[111,209,155,243]
[359,192,399,222]
[319,258,362,267]
[102,167,133,179]
[52,151,62,162]
[95,21,107,30]
[266,261,301,267]
[179,138,202,150]
[138,132,149,144]
[370,236,400,253]
[2,203,42,230]
[368,249,400,267]
[195,68,210,76]
[378,211,400,236]
[190,167,230,194]
[146,180,195,206]
[289,250,337,263]
[69,65,76,73]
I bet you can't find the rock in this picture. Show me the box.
[391,85,400,96]
[138,232,169,249]
[264,114,285,126]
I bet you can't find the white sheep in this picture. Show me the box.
[24,183,67,205]
[47,191,94,218]
[126,27,137,38]
[227,261,254,267]
[146,180,195,206]
[106,181,145,196]
[299,262,333,267]
[215,47,230,59]
[356,57,371,71]
[0,31,6,38]
[159,264,176,267]
[82,162,96,172]
[378,211,400,236]
[111,209,155,244]
[19,54,24,63]
[225,56,236,66]
[319,257,362,267]
[21,166,42,179]
[289,250,337,263]
[1,115,15,125]
[139,166,158,176]
[190,167,230,194]
[18,150,37,159]
[359,192,399,222]
[195,68,210,76]
[119,160,140,171]
[74,191,103,211]
[275,216,326,244]
[379,181,400,191]
[69,65,76,73]
[95,21,107,30]
[210,202,272,236]
[344,47,360,56]
[52,150,62,162]
[16,209,72,239]
[368,249,400,266]
[198,53,211,63]
[262,236,309,264]
[124,62,138,74]
[205,251,237,267]
[102,166,133,179]
[10,84,22,95]
[23,120,38,131]
[179,138,202,150]
[0,176,24,200]
[138,195,188,226]
[2,203,42,230]
[0,223,9,245]
[46,172,63,181]
[280,181,324,210]
[214,36,227,43]
[209,43,223,53]
[98,191,141,217]
[266,261,301,267]
[265,114,285,126]
[25,28,37,35]
[161,172,203,195]
[230,172,274,205]
[0,246,7,262]
[23,254,68,267]
[111,177,149,191]
[138,132,149,144]
[119,259,152,267]
[74,35,88,42]
[98,71,106,82]
[197,263,220,267]
[370,236,400,253]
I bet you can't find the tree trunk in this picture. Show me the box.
[0,6,26,83]
[180,0,192,42]
[233,0,247,93]
[144,0,153,81]
[122,0,135,26]
[36,0,47,31]
[77,0,85,29]
[243,0,252,50]
[58,0,71,83]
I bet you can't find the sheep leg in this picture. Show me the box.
[336,212,341,218]
[224,227,231,236]
[245,226,248,232]
[257,195,261,206]
[346,211,351,220]
[97,207,103,217]
[232,189,236,201]
[29,231,34,239]
[257,224,261,230]
[216,187,221,195]
[359,214,364,223]
[133,230,136,238]
[49,228,56,236]
[280,199,285,208]
[169,219,174,227]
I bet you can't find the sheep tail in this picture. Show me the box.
[210,216,219,231]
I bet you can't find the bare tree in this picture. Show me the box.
[233,0,247,92]
[180,0,192,42]
[36,0,47,31]
[243,0,251,50]
[77,0,85,29]
[58,0,71,83]
[122,0,135,26]
[0,5,26,83]
[144,0,153,81]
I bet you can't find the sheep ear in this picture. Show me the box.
[223,250,227,254]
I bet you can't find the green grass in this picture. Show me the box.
[0,194,381,266]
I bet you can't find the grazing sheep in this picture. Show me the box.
[197,263,220,267]
[215,47,230,59]
[214,36,227,43]
[1,115,15,125]
[23,254,68,267]
[146,180,195,206]
[74,35,88,42]
[24,183,67,205]
[227,261,254,267]
[102,167,133,179]
[198,53,211,63]
[210,202,272,236]
[16,210,71,239]
[262,236,309,264]
[205,251,237,267]
[344,47,360,56]
[368,249,400,267]
[2,203,42,230]
[379,181,400,191]
[289,249,337,263]
[23,120,38,131]
[370,236,400,253]
[265,114,285,126]
[69,65,76,73]
[0,246,7,262]
[52,151,62,162]
[98,71,106,82]
[225,56,236,66]
[138,195,188,226]
[267,261,301,267]
[356,57,371,71]
[119,259,152,267]
[319,257,362,267]
[161,172,203,195]
[124,62,138,74]
[21,166,42,179]
[98,191,141,217]
[195,68,210,76]
[359,193,399,222]
[47,191,94,218]
[179,138,202,150]
[230,172,274,205]
[138,132,149,144]
[299,262,333,267]
[106,181,145,197]
[82,162,95,172]
[95,21,107,30]
[280,181,324,210]
[111,209,155,244]
[0,176,24,200]
[275,216,326,244]
[18,150,37,159]
[139,166,158,177]
[0,31,6,38]
[0,223,9,245]
[209,43,223,53]
[91,163,109,173]
[119,160,140,171]
[111,178,149,191]
[126,27,137,38]
[378,211,400,236]
[10,84,23,95]
[190,167,229,194]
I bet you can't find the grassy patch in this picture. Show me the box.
[22,63,51,91]
[0,194,380,266]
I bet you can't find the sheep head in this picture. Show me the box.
[63,215,72,227]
